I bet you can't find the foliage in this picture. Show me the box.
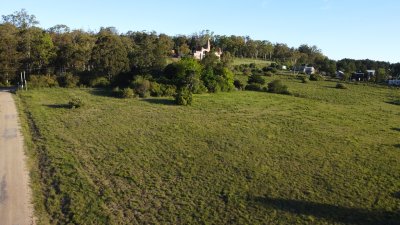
[132,76,151,98]
[298,75,309,83]
[68,96,85,108]
[233,79,245,90]
[90,32,129,80]
[160,84,176,96]
[248,74,265,85]
[57,73,79,88]
[245,83,262,91]
[89,77,110,87]
[310,74,324,81]
[175,87,192,105]
[121,87,135,98]
[29,75,59,88]
[267,80,290,94]
[335,83,347,89]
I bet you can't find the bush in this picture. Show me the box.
[121,88,135,98]
[245,83,262,91]
[298,75,309,83]
[267,80,290,94]
[233,80,245,90]
[263,71,273,77]
[161,84,176,96]
[310,74,323,81]
[112,87,121,97]
[132,76,151,98]
[175,87,192,106]
[335,83,347,89]
[29,75,59,88]
[58,73,80,88]
[263,66,278,73]
[68,96,85,108]
[90,77,110,87]
[150,82,163,97]
[248,74,265,85]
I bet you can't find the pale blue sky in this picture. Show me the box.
[1,0,399,63]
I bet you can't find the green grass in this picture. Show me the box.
[16,77,400,224]
[232,57,272,67]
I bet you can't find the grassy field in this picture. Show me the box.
[16,77,400,224]
[232,57,271,67]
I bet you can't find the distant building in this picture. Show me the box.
[336,70,345,78]
[294,65,315,74]
[193,39,222,60]
[350,70,376,81]
[366,70,376,77]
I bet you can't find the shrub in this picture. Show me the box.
[245,83,262,91]
[233,80,245,90]
[112,87,121,97]
[263,71,273,77]
[90,77,110,87]
[29,75,59,88]
[68,96,85,108]
[310,74,323,81]
[161,84,177,96]
[263,66,278,73]
[242,68,252,76]
[121,88,135,98]
[132,76,151,98]
[298,75,309,83]
[335,83,347,89]
[248,74,265,85]
[58,73,80,88]
[267,80,290,94]
[150,82,163,97]
[175,87,192,106]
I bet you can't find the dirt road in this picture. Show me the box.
[0,89,34,225]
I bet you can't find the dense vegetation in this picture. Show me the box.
[17,75,400,224]
[1,9,399,89]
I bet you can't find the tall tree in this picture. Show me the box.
[0,23,19,83]
[1,9,38,29]
[90,32,129,80]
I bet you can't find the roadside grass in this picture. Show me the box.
[16,78,400,224]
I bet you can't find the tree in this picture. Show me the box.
[90,32,129,81]
[0,23,19,83]
[2,9,39,29]
[375,68,387,83]
[31,28,56,73]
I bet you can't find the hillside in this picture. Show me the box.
[16,77,400,224]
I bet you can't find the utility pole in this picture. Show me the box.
[24,71,27,91]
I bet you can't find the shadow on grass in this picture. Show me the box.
[385,100,400,106]
[253,196,400,225]
[394,144,400,149]
[141,98,176,106]
[89,88,114,98]
[391,128,400,132]
[44,104,70,109]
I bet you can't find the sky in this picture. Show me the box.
[0,0,399,63]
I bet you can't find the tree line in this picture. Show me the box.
[0,9,399,88]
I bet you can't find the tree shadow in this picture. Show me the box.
[89,88,114,98]
[253,196,400,225]
[141,98,176,106]
[394,144,400,149]
[43,104,70,109]
[391,128,400,132]
[385,100,400,106]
